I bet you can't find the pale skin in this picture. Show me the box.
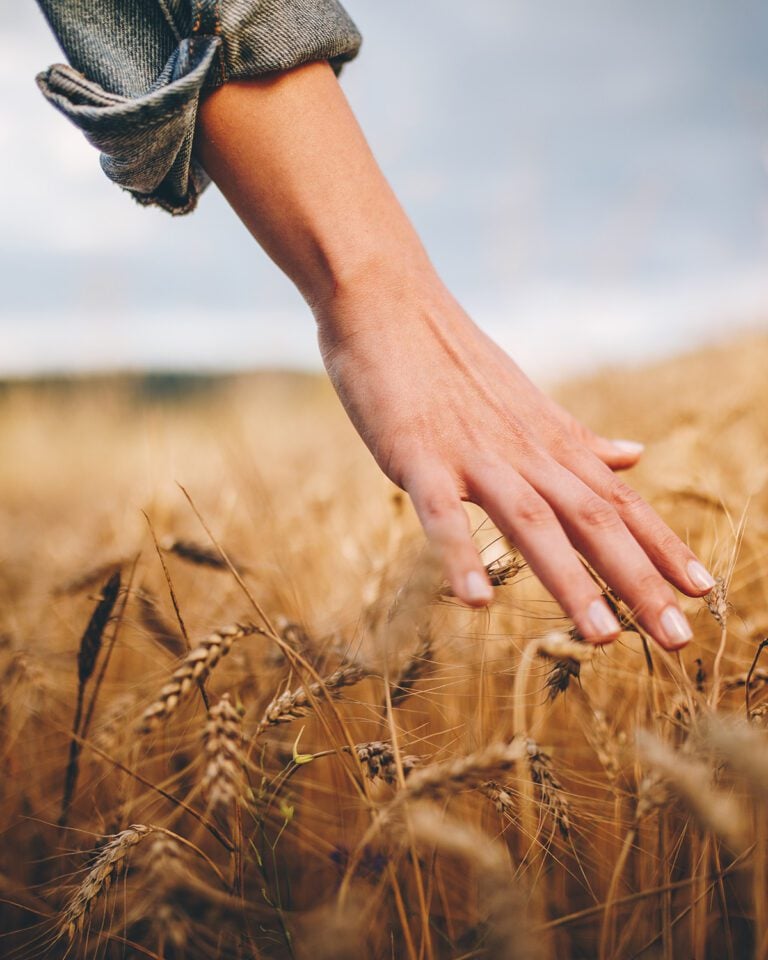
[194,59,716,651]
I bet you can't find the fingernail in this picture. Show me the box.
[687,560,716,592]
[660,605,693,648]
[587,599,621,639]
[611,439,645,456]
[465,571,493,604]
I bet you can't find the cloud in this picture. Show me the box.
[1,1,767,374]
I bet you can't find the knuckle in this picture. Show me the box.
[567,417,594,446]
[606,481,646,513]
[576,495,621,530]
[513,493,553,528]
[655,529,686,559]
[418,491,460,525]
[635,570,671,602]
[545,420,578,453]
[552,435,583,463]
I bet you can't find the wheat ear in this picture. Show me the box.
[525,738,571,840]
[202,694,247,814]
[352,741,421,784]
[397,740,526,804]
[256,664,364,732]
[388,629,433,709]
[140,624,259,733]
[59,824,154,941]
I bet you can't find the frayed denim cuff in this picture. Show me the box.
[35,0,362,215]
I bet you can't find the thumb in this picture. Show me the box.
[582,433,644,470]
[552,404,644,470]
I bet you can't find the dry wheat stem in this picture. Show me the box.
[140,623,260,733]
[143,510,192,651]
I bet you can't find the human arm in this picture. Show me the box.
[193,60,715,649]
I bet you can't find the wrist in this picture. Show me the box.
[308,242,441,331]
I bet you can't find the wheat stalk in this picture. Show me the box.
[353,741,421,784]
[706,719,768,796]
[439,551,525,597]
[388,629,433,709]
[545,654,581,701]
[525,738,571,840]
[479,780,516,817]
[405,807,545,960]
[93,692,138,755]
[59,824,154,941]
[161,536,242,572]
[138,831,189,951]
[140,624,260,733]
[722,667,768,690]
[586,709,623,786]
[256,664,364,732]
[202,694,247,814]
[54,558,126,597]
[396,740,526,805]
[706,577,729,627]
[60,570,122,825]
[136,588,186,659]
[537,632,594,662]
[636,731,745,849]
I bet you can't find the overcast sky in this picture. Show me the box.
[2,1,767,379]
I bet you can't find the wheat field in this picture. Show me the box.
[1,333,768,959]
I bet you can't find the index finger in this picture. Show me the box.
[562,451,715,597]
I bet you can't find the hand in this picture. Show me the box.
[194,63,715,650]
[315,265,715,649]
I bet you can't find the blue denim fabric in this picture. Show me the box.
[35,0,361,213]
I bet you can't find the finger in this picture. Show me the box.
[549,404,644,471]
[557,450,716,598]
[406,464,493,607]
[524,459,695,651]
[469,467,622,644]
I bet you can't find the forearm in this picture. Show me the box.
[194,60,433,313]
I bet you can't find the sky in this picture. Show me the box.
[1,1,768,381]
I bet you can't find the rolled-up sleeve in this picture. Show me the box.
[35,0,362,214]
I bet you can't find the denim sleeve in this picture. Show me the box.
[35,0,362,214]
